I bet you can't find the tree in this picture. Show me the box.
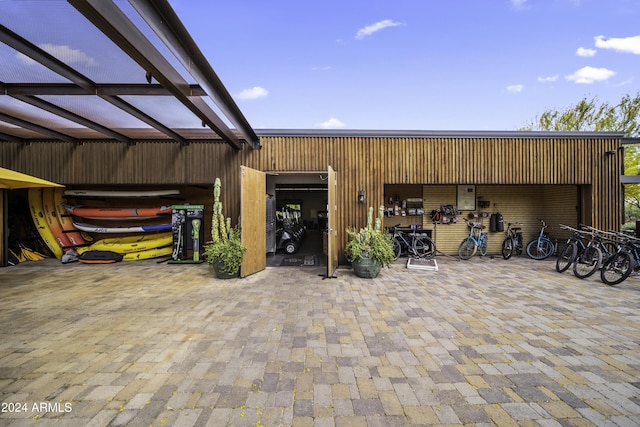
[522,93,640,224]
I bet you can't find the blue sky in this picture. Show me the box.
[167,0,640,131]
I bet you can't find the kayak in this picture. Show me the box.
[123,246,173,261]
[64,189,180,198]
[82,233,173,254]
[73,222,172,233]
[64,204,172,220]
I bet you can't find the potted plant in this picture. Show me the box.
[345,206,395,278]
[204,178,246,279]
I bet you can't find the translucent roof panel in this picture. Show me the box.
[0,0,258,148]
[0,1,149,84]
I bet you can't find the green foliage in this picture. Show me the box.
[204,226,246,275]
[345,206,395,268]
[521,93,640,136]
[523,93,640,221]
[204,177,246,275]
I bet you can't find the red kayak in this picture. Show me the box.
[63,204,172,220]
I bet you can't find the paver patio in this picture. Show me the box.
[0,255,639,426]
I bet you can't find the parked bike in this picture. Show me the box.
[501,221,523,260]
[600,232,640,285]
[555,224,588,273]
[526,219,555,260]
[389,225,436,260]
[572,226,617,279]
[459,219,488,260]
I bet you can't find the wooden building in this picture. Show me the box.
[0,130,626,275]
[0,1,627,275]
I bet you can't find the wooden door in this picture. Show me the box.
[240,166,266,277]
[326,165,338,278]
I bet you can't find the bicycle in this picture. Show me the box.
[458,219,488,260]
[501,221,523,260]
[526,219,555,260]
[572,226,617,279]
[389,225,436,260]
[555,224,588,273]
[600,232,640,286]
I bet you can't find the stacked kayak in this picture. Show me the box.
[55,188,179,262]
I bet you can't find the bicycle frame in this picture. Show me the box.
[459,220,487,260]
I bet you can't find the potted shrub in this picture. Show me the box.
[345,206,395,278]
[204,178,246,279]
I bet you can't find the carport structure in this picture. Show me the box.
[0,0,259,149]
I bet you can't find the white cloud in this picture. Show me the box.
[237,86,268,100]
[511,0,527,9]
[506,84,524,93]
[594,35,640,55]
[318,117,345,129]
[537,75,559,83]
[565,66,616,84]
[576,47,596,57]
[312,66,332,71]
[17,43,97,66]
[355,20,402,40]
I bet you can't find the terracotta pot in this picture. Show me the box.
[352,256,381,278]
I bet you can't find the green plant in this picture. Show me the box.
[203,178,246,275]
[345,206,395,268]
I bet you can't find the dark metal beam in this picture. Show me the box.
[99,96,187,145]
[68,0,243,150]
[0,112,79,144]
[4,83,207,97]
[0,131,24,143]
[129,0,261,150]
[12,95,134,144]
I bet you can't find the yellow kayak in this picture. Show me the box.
[80,233,173,254]
[122,246,172,261]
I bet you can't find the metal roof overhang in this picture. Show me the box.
[0,0,260,150]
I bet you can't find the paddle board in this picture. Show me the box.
[28,188,63,259]
[63,204,172,220]
[83,232,173,254]
[73,222,172,233]
[42,188,73,251]
[64,189,180,198]
[53,188,88,246]
[122,246,173,261]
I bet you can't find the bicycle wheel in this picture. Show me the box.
[573,246,602,279]
[502,237,514,260]
[458,237,476,260]
[526,238,554,260]
[413,236,435,259]
[556,242,578,273]
[600,252,634,286]
[392,239,401,260]
[479,234,488,256]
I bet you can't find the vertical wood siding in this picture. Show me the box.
[0,135,622,261]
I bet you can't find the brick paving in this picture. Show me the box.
[0,256,639,426]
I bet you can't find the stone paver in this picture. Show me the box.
[1,256,639,425]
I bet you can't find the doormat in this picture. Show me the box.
[406,258,438,271]
[280,255,319,267]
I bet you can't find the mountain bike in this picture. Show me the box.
[526,219,555,260]
[458,219,488,260]
[572,226,617,279]
[555,224,588,273]
[389,225,436,260]
[501,221,523,260]
[600,232,640,286]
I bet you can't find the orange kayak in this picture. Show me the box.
[63,204,172,220]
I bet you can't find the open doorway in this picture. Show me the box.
[266,173,328,267]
